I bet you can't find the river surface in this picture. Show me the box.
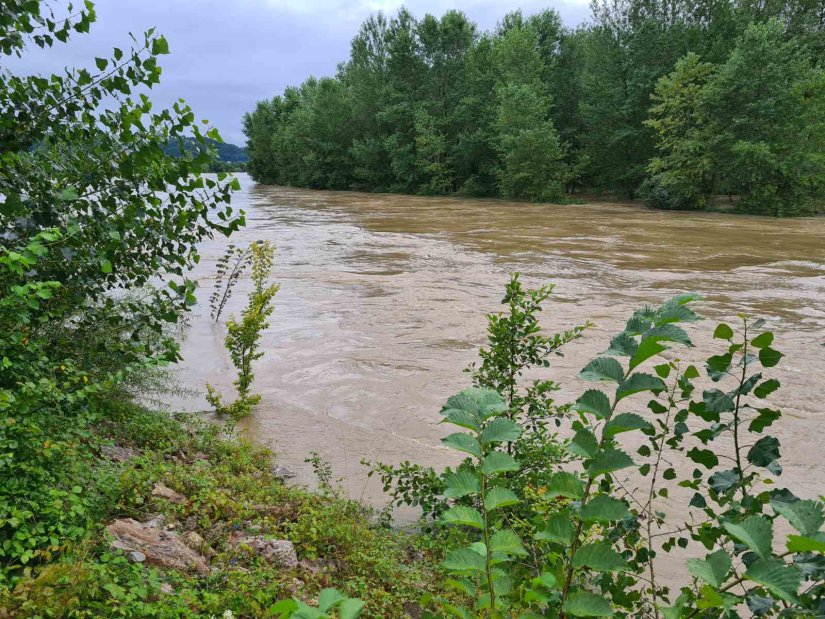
[174,175,824,521]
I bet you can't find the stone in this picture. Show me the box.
[101,444,137,463]
[159,582,174,595]
[232,535,298,568]
[183,531,216,559]
[271,464,296,480]
[107,517,210,576]
[128,550,146,563]
[151,483,187,505]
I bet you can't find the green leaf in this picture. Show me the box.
[644,323,692,346]
[442,547,486,573]
[94,57,108,71]
[151,34,170,55]
[751,332,774,349]
[587,448,634,478]
[443,469,480,498]
[572,542,627,572]
[687,447,718,469]
[687,549,732,587]
[628,338,666,371]
[442,388,506,419]
[481,452,520,475]
[339,598,365,619]
[488,529,527,556]
[567,429,599,458]
[714,323,734,340]
[787,533,825,553]
[724,515,773,559]
[606,332,637,357]
[484,487,519,511]
[753,379,780,399]
[574,390,611,419]
[603,413,652,438]
[745,559,801,603]
[703,388,734,413]
[580,494,630,523]
[758,347,783,368]
[772,499,824,537]
[749,408,781,432]
[579,358,624,383]
[545,471,584,499]
[442,433,481,458]
[442,408,481,432]
[480,418,521,445]
[442,506,484,529]
[318,588,347,613]
[562,592,613,617]
[535,515,574,545]
[747,436,780,468]
[100,259,112,273]
[615,373,665,401]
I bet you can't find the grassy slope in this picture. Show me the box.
[1,405,443,618]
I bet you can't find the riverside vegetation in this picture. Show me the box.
[243,1,824,215]
[1,1,823,618]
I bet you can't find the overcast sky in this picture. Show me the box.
[8,1,592,145]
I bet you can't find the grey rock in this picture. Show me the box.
[271,464,297,480]
[151,483,187,505]
[234,536,298,568]
[108,518,210,576]
[128,550,146,563]
[101,444,137,463]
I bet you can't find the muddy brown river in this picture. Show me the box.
[174,175,824,527]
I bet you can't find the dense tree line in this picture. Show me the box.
[244,0,823,215]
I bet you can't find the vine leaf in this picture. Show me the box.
[723,515,773,559]
[745,559,801,603]
[687,549,732,588]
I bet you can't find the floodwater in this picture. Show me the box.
[174,175,824,523]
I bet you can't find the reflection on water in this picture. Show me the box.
[175,175,824,518]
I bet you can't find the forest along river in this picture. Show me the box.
[175,175,824,531]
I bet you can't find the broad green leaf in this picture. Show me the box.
[616,373,665,401]
[606,332,637,357]
[713,323,734,340]
[318,588,347,612]
[443,469,480,498]
[572,542,627,572]
[709,470,739,494]
[687,447,718,469]
[579,357,624,383]
[484,487,519,511]
[751,332,774,349]
[442,433,481,458]
[442,547,486,573]
[488,529,527,556]
[747,436,780,468]
[574,389,611,419]
[546,471,584,499]
[772,499,824,537]
[753,379,780,399]
[535,515,574,545]
[441,506,484,529]
[745,559,801,603]
[481,452,520,475]
[580,494,630,523]
[687,549,732,587]
[562,592,613,617]
[703,388,734,413]
[758,347,783,368]
[442,408,481,432]
[443,388,506,419]
[724,515,773,559]
[603,413,652,438]
[567,429,599,458]
[100,259,112,273]
[338,598,365,619]
[151,34,170,55]
[787,533,825,553]
[643,323,692,346]
[587,448,634,478]
[480,418,521,445]
[749,408,781,432]
[628,338,666,370]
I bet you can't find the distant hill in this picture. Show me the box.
[163,137,248,163]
